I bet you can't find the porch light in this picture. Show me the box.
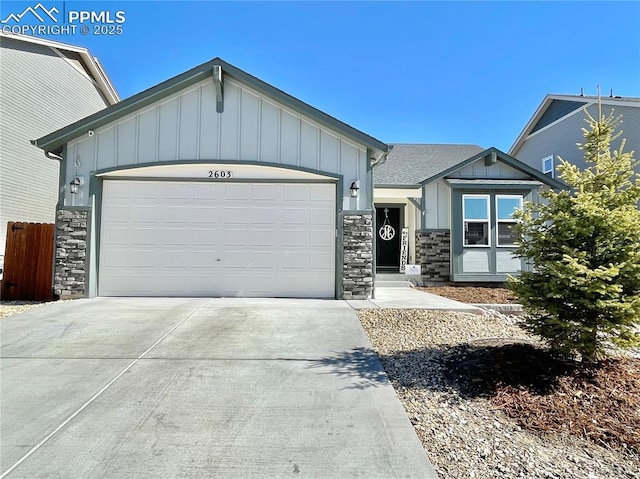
[69,176,84,194]
[350,180,360,198]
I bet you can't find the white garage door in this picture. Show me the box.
[99,180,336,297]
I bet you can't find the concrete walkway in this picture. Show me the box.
[348,286,483,312]
[1,298,437,478]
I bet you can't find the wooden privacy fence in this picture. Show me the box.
[1,222,54,301]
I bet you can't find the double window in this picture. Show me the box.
[463,194,523,247]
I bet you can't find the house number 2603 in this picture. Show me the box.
[208,170,233,179]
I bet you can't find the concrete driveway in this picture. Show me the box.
[1,298,436,478]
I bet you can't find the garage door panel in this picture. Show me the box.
[192,183,219,200]
[103,205,129,222]
[308,252,333,269]
[129,206,157,223]
[251,184,279,200]
[310,185,334,200]
[282,230,307,247]
[309,208,334,225]
[162,207,191,224]
[131,183,160,199]
[189,251,218,268]
[129,228,158,246]
[250,230,277,246]
[100,181,335,297]
[101,227,128,245]
[282,252,307,269]
[105,182,132,199]
[225,184,250,200]
[190,207,218,223]
[101,250,128,267]
[223,207,251,225]
[164,183,190,199]
[282,209,306,224]
[309,230,333,247]
[251,208,279,225]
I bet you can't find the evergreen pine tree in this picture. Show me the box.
[509,100,640,361]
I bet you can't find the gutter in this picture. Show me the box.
[371,144,392,168]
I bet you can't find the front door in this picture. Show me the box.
[375,206,401,271]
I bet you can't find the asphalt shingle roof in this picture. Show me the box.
[374,143,485,186]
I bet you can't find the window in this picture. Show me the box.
[463,195,490,246]
[496,195,523,246]
[542,155,554,177]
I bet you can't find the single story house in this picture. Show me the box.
[33,58,388,300]
[373,144,565,283]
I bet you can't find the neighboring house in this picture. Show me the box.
[0,32,119,274]
[33,58,388,299]
[509,94,640,179]
[374,145,564,283]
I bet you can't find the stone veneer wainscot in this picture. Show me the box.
[416,229,450,282]
[342,214,373,299]
[54,208,89,298]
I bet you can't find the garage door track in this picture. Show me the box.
[1,298,436,478]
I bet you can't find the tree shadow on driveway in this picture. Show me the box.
[306,347,389,390]
[308,341,579,397]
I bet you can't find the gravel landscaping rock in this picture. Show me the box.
[358,309,640,479]
[0,301,54,319]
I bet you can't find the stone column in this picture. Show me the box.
[415,229,451,282]
[54,208,90,298]
[342,214,373,299]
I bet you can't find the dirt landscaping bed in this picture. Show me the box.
[418,285,518,304]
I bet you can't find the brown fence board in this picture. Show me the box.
[1,222,54,301]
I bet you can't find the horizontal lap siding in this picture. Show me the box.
[0,37,108,258]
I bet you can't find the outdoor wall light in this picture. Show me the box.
[350,180,360,198]
[69,176,84,194]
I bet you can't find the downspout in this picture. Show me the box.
[35,146,64,301]
[44,150,63,162]
[369,147,391,300]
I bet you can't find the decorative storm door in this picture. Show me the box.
[375,206,401,271]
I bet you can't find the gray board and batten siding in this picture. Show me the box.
[513,100,640,176]
[34,58,386,212]
[0,35,112,265]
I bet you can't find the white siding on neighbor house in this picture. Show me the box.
[65,77,369,210]
[0,36,109,260]
[515,104,640,175]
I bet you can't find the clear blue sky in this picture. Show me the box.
[4,1,640,151]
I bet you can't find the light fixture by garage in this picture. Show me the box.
[350,180,360,198]
[69,156,84,194]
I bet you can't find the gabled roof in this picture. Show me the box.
[0,32,119,105]
[32,57,388,156]
[509,93,640,156]
[423,147,565,190]
[374,143,484,187]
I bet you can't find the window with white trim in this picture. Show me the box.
[496,195,523,246]
[542,155,554,178]
[463,195,490,246]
